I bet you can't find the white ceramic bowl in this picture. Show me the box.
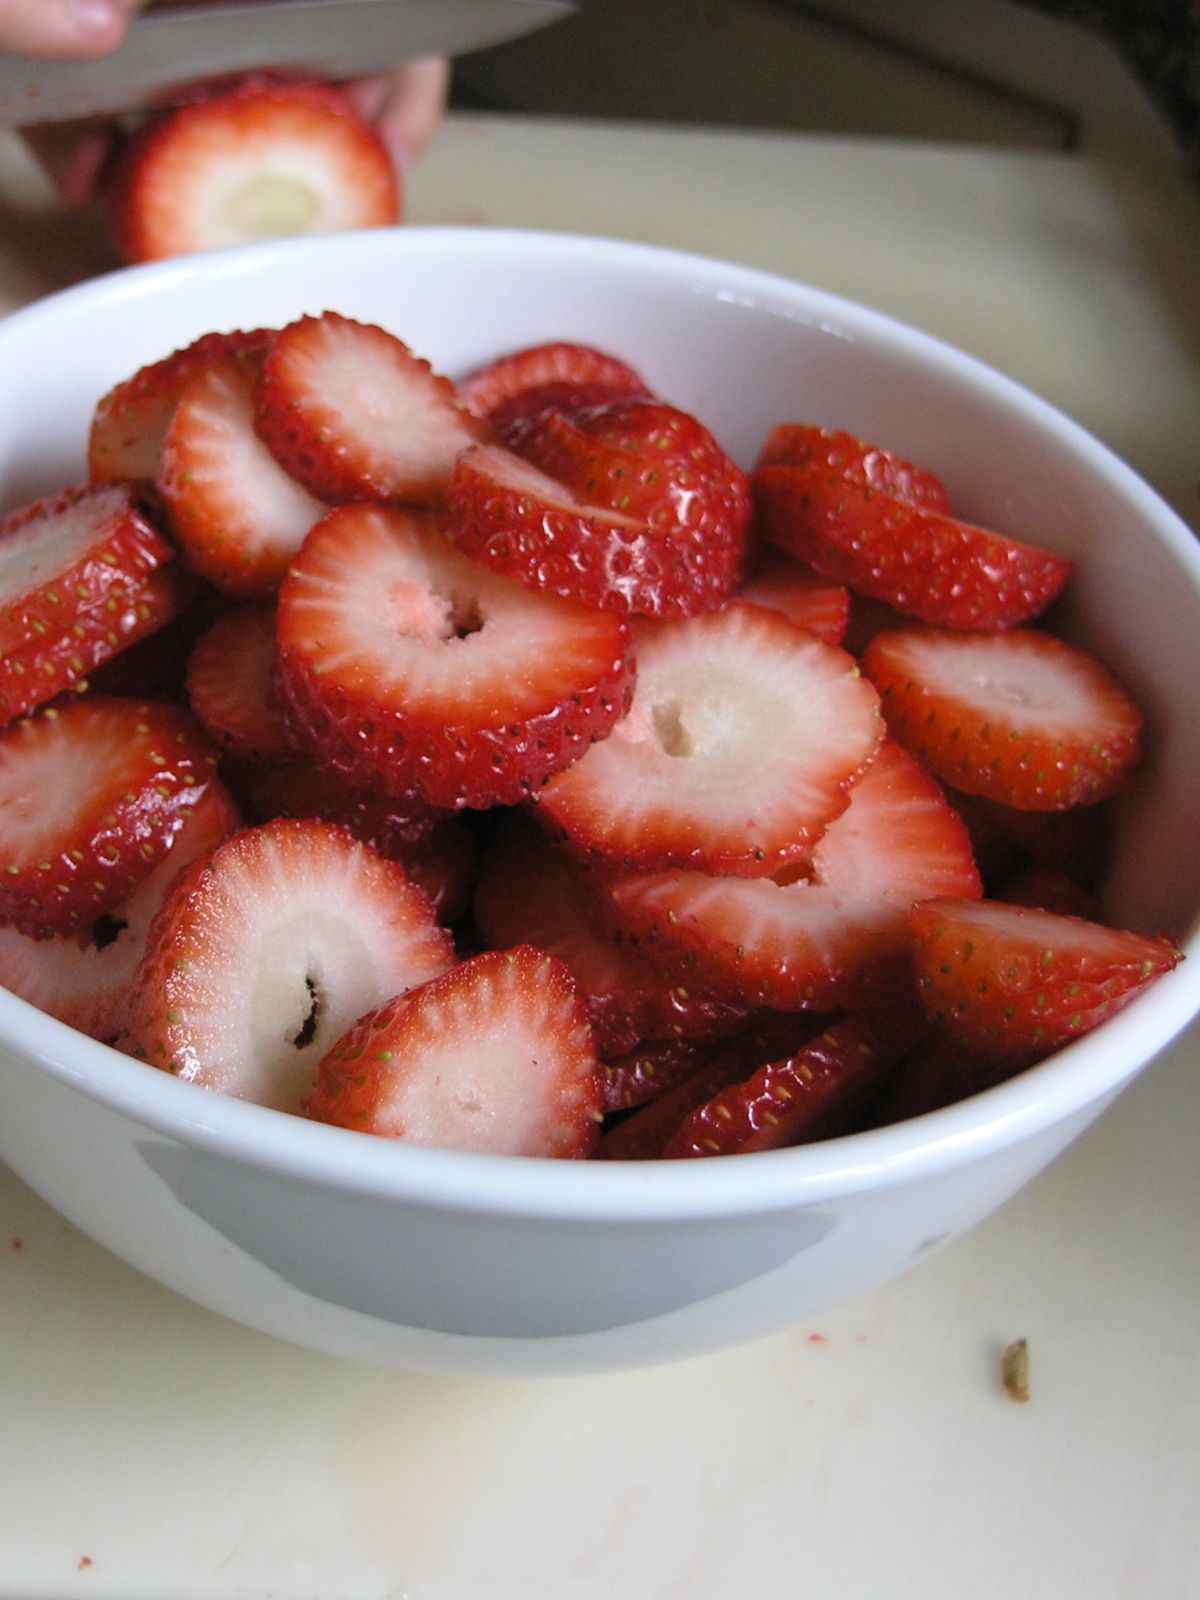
[0,228,1198,1376]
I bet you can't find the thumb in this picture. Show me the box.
[0,0,143,61]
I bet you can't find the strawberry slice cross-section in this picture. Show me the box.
[106,80,400,265]
[276,503,635,809]
[536,602,882,876]
[118,816,456,1114]
[255,312,482,507]
[304,945,604,1158]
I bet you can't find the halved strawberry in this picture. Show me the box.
[276,504,634,809]
[735,545,851,645]
[536,603,882,876]
[754,462,1073,631]
[0,696,220,938]
[444,398,752,618]
[88,328,274,485]
[910,896,1182,1062]
[473,814,747,1058]
[304,945,603,1156]
[861,626,1144,811]
[158,347,326,597]
[254,312,482,507]
[184,603,291,761]
[117,816,456,1113]
[662,1006,928,1158]
[0,777,240,1042]
[106,80,400,265]
[753,423,951,512]
[457,341,649,432]
[601,739,982,1011]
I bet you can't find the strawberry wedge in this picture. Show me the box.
[158,346,326,597]
[0,696,221,938]
[118,817,455,1113]
[537,603,882,876]
[910,897,1182,1062]
[276,504,634,809]
[862,625,1144,810]
[106,81,399,265]
[601,740,982,1011]
[304,945,604,1158]
[255,312,482,506]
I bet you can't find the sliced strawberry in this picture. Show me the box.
[735,545,850,645]
[473,815,747,1058]
[662,1006,927,1158]
[910,896,1182,1063]
[0,563,190,728]
[601,739,982,1011]
[444,400,752,619]
[868,1030,1016,1125]
[106,80,399,265]
[753,423,951,512]
[861,626,1144,811]
[304,945,604,1158]
[0,777,240,1042]
[597,1013,828,1160]
[754,462,1073,631]
[536,604,882,875]
[948,789,1113,891]
[276,504,634,809]
[88,328,274,486]
[254,312,482,507]
[457,342,649,428]
[184,603,291,761]
[994,862,1101,921]
[236,760,477,923]
[0,482,173,657]
[601,1035,714,1115]
[158,347,326,597]
[0,696,220,938]
[117,817,456,1113]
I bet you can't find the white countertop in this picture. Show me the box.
[1,113,1199,1599]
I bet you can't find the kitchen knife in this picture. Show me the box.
[0,0,573,127]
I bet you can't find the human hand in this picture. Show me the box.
[0,0,146,58]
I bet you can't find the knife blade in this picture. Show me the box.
[0,0,573,127]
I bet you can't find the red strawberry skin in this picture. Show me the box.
[754,463,1072,631]
[184,604,293,761]
[457,342,649,426]
[304,946,604,1158]
[0,696,221,938]
[662,1006,928,1158]
[754,424,951,511]
[276,504,634,809]
[106,81,399,264]
[862,626,1144,811]
[910,897,1182,1062]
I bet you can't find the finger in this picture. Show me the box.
[22,121,117,204]
[345,57,450,171]
[0,0,145,61]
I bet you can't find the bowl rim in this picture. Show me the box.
[1,224,1199,1222]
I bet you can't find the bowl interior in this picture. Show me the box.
[0,225,1198,1194]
